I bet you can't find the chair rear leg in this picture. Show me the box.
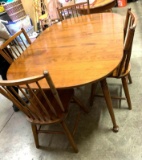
[61,121,78,153]
[121,77,132,110]
[31,123,40,148]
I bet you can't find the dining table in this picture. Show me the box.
[78,0,116,14]
[7,13,123,132]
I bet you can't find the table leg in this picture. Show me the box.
[100,78,119,132]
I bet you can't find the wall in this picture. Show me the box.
[21,0,37,30]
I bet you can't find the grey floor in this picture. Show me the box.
[0,1,142,160]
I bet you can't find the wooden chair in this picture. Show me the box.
[0,71,88,152]
[0,28,31,64]
[124,8,134,39]
[0,28,32,102]
[90,10,137,110]
[57,2,90,21]
[124,8,134,84]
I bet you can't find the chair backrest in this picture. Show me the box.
[117,10,137,76]
[0,71,67,124]
[0,28,31,64]
[57,2,90,21]
[124,8,135,40]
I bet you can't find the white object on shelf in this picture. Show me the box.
[29,32,38,39]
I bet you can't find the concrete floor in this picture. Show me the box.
[0,1,142,159]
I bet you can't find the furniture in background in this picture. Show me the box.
[7,13,124,132]
[78,0,116,14]
[3,0,26,22]
[2,0,35,41]
[0,70,88,152]
[90,9,137,110]
[61,0,116,15]
[90,0,116,13]
[57,2,90,21]
[33,0,50,31]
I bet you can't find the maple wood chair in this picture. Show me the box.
[57,2,90,21]
[0,28,31,64]
[90,9,137,110]
[0,28,32,111]
[0,71,88,152]
[124,8,134,84]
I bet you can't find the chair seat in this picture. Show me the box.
[27,88,74,124]
[109,63,131,78]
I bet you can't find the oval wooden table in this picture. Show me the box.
[89,0,116,13]
[77,0,116,14]
[7,13,123,132]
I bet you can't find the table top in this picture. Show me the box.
[7,13,123,89]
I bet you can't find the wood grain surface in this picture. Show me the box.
[7,13,123,89]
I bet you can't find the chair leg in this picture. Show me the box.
[72,96,89,113]
[128,73,132,84]
[100,79,119,132]
[31,123,40,148]
[89,82,99,106]
[121,77,132,110]
[61,121,78,153]
[118,85,123,109]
